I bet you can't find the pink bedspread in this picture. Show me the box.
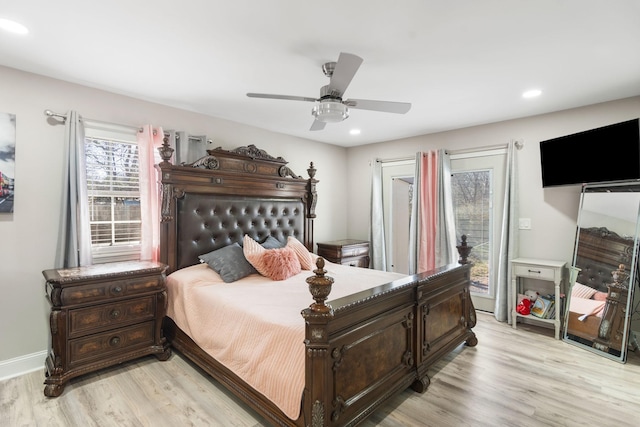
[166,260,405,420]
[569,297,606,320]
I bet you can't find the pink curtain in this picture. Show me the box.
[418,151,438,272]
[137,125,164,261]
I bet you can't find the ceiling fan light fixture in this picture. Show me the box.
[312,100,349,123]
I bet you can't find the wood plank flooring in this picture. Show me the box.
[2,313,639,426]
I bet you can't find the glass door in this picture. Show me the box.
[451,151,506,312]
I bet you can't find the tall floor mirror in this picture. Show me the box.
[563,182,640,362]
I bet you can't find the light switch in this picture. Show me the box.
[519,218,532,230]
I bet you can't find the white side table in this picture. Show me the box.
[511,258,566,339]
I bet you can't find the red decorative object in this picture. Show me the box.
[516,298,532,315]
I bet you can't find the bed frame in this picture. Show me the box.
[567,226,635,353]
[156,141,477,427]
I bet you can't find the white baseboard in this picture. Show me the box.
[0,351,47,381]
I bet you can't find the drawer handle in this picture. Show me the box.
[109,309,121,319]
[112,286,123,294]
[109,336,121,347]
[527,269,541,274]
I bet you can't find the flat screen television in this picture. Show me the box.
[540,118,640,188]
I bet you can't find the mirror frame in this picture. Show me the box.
[563,181,640,363]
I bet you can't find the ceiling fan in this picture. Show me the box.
[247,52,411,131]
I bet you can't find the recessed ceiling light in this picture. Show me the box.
[350,129,361,135]
[522,89,542,99]
[0,18,29,35]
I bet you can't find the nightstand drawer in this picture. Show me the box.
[68,321,155,368]
[340,245,369,258]
[342,257,370,268]
[57,275,163,306]
[513,265,556,281]
[68,296,156,338]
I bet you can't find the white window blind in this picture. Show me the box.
[84,123,141,262]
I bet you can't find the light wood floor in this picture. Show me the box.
[2,313,639,427]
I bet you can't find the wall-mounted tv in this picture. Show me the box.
[540,118,640,188]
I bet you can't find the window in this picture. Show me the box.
[84,124,141,262]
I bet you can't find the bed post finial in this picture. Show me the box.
[307,162,316,179]
[456,234,473,265]
[158,135,174,164]
[306,257,334,313]
[612,263,629,287]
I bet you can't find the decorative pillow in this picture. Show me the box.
[243,235,302,280]
[243,235,269,275]
[571,282,598,299]
[286,236,314,270]
[260,246,302,280]
[593,291,608,301]
[198,243,257,283]
[261,235,284,249]
[238,235,283,249]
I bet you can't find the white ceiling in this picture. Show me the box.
[1,1,639,147]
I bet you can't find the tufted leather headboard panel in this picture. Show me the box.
[574,227,636,292]
[175,194,305,270]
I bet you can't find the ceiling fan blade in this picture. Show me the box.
[327,53,363,97]
[344,99,411,114]
[247,93,317,102]
[310,120,326,131]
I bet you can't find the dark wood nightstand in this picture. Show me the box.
[42,261,171,397]
[317,239,370,268]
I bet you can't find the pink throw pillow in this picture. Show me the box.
[593,291,608,301]
[260,246,302,280]
[571,282,598,299]
[243,235,302,280]
[286,236,314,270]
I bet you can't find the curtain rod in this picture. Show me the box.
[45,110,213,143]
[446,140,524,155]
[44,109,143,133]
[446,143,507,155]
[377,140,523,164]
[377,156,415,164]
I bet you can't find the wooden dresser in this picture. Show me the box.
[316,239,370,268]
[42,261,171,397]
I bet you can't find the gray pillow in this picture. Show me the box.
[237,235,284,248]
[198,243,258,283]
[239,235,285,249]
[261,235,284,249]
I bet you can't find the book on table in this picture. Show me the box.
[531,296,555,318]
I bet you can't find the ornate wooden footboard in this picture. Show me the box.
[303,260,476,426]
[157,141,477,426]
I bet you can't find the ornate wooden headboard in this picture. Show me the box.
[156,142,318,273]
[574,226,636,292]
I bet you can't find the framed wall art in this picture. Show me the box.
[0,112,15,213]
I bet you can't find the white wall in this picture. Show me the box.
[0,65,347,374]
[345,96,640,334]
